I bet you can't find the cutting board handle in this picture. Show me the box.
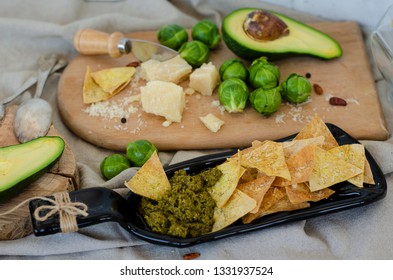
[74,29,125,58]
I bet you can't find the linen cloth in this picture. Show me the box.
[0,0,392,260]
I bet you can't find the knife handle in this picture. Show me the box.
[74,29,125,58]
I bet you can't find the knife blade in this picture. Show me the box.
[74,29,178,62]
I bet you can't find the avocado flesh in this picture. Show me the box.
[0,136,65,202]
[222,8,343,60]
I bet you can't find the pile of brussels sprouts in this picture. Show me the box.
[218,57,312,116]
[100,140,158,180]
[157,19,221,67]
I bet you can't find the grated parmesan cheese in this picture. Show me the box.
[84,100,138,120]
[275,102,315,124]
[275,112,286,124]
[211,99,225,115]
[211,100,220,107]
[346,98,360,105]
[325,93,334,101]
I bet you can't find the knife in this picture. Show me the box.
[73,29,178,61]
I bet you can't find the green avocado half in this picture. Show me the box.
[0,136,65,203]
[222,8,343,61]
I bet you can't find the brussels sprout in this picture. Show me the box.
[192,19,221,49]
[126,139,158,167]
[250,86,282,116]
[100,154,131,180]
[157,24,188,51]
[178,40,210,68]
[218,78,249,113]
[249,57,280,89]
[219,58,249,81]
[281,73,311,104]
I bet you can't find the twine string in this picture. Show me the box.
[34,192,88,232]
[0,192,88,233]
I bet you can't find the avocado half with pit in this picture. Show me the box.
[222,8,343,60]
[0,136,65,203]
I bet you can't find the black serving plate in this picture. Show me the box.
[29,124,387,247]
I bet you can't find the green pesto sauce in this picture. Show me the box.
[138,167,222,238]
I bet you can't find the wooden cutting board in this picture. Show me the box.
[58,21,388,151]
[0,106,79,240]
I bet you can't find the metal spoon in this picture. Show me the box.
[13,54,60,143]
[0,57,67,121]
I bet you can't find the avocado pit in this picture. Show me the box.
[243,10,289,41]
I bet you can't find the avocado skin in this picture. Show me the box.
[0,136,65,203]
[222,27,291,61]
[222,8,343,61]
[0,166,53,203]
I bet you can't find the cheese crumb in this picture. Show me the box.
[211,99,225,115]
[346,98,360,105]
[126,94,141,103]
[200,113,224,133]
[211,100,220,107]
[162,120,172,127]
[184,88,195,95]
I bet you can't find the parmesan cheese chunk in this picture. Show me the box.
[140,81,185,123]
[140,55,192,84]
[189,62,220,96]
[200,113,224,133]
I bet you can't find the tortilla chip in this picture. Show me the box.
[329,144,366,188]
[259,186,287,211]
[237,174,275,213]
[212,189,256,232]
[90,66,136,95]
[282,136,325,159]
[309,147,363,191]
[251,140,265,148]
[264,195,310,216]
[364,159,375,185]
[83,66,112,103]
[124,151,171,201]
[230,140,266,161]
[242,210,261,224]
[238,167,259,184]
[240,140,291,180]
[274,145,317,187]
[242,186,286,223]
[209,157,245,208]
[294,115,339,150]
[285,183,335,204]
[242,189,308,224]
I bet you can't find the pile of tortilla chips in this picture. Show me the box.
[125,115,375,236]
[83,66,136,103]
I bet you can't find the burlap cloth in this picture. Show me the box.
[0,0,392,259]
